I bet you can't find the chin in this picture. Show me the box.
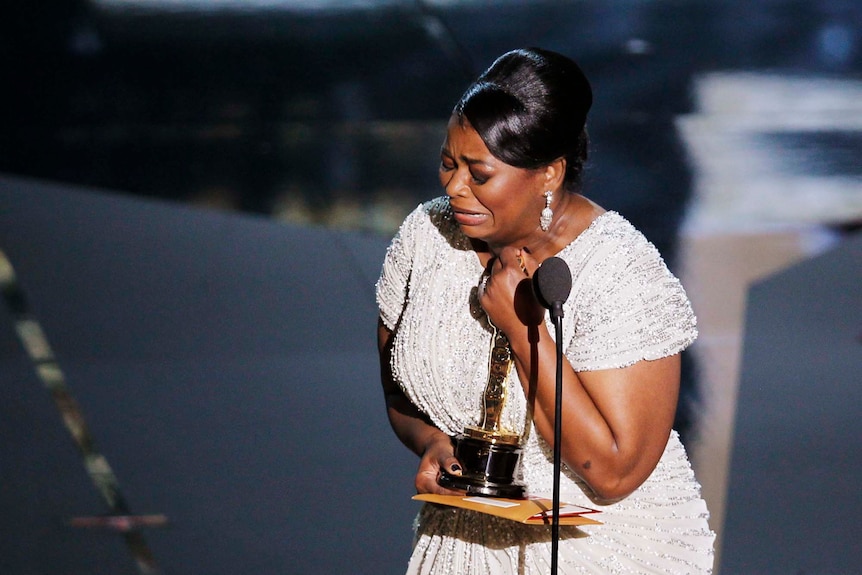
[458,227,491,245]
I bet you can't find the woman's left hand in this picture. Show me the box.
[479,246,544,336]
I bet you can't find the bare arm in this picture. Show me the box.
[480,247,679,503]
[377,318,465,495]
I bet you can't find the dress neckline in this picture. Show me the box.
[458,208,618,272]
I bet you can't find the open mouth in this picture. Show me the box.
[451,208,488,226]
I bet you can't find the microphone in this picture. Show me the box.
[530,255,572,575]
[532,256,572,320]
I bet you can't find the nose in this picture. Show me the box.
[442,169,469,199]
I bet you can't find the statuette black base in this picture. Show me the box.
[438,434,525,498]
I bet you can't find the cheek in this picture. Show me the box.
[475,189,510,221]
[439,168,455,190]
[488,188,537,226]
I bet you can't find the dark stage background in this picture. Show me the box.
[0,178,412,574]
[2,1,861,573]
[5,0,861,255]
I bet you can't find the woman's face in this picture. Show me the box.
[439,115,549,251]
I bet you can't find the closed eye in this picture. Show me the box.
[470,171,488,185]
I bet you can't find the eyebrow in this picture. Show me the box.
[440,147,493,168]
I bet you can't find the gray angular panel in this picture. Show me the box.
[0,176,417,574]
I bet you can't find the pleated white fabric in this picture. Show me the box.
[377,198,715,574]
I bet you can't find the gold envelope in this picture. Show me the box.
[413,494,602,526]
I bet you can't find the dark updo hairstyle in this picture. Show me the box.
[454,48,593,192]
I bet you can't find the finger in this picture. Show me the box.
[496,246,519,269]
[442,457,463,477]
[498,246,530,277]
[488,255,503,276]
[478,256,497,296]
[415,470,437,494]
[416,466,466,496]
[518,247,539,276]
[479,272,490,297]
[515,250,529,276]
[434,483,468,496]
[434,465,469,496]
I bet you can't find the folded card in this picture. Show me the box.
[413,494,602,526]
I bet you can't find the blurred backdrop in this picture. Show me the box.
[5,1,860,241]
[1,1,861,574]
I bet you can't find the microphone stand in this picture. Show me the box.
[531,256,571,575]
[549,301,565,575]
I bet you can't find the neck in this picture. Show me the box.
[472,193,602,262]
[520,192,583,260]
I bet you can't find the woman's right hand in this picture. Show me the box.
[415,433,466,495]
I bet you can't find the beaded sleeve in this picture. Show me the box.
[562,213,698,371]
[375,203,423,331]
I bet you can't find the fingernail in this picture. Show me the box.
[450,464,462,475]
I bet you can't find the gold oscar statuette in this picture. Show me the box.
[439,326,526,498]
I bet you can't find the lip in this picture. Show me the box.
[451,206,488,226]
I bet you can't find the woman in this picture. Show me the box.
[376,48,714,574]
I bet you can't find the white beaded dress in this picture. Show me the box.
[376,197,715,574]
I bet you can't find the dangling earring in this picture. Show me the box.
[540,190,554,231]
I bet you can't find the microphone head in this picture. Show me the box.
[532,256,572,310]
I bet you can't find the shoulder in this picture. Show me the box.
[420,196,460,236]
[397,196,449,233]
[395,196,469,251]
[561,211,660,270]
[585,211,651,249]
[563,212,697,368]
[563,210,688,314]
